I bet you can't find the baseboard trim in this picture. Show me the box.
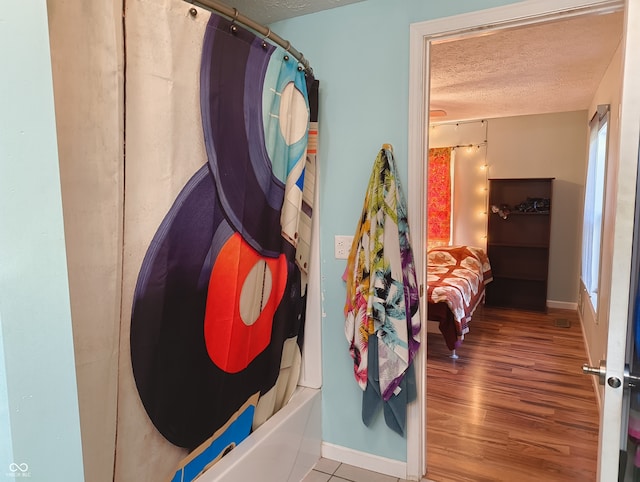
[321,442,407,479]
[547,300,578,310]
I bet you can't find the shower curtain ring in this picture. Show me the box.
[230,8,239,34]
[283,41,291,61]
[262,28,271,49]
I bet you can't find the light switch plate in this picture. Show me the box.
[334,235,353,259]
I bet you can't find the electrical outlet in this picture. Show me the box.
[334,235,353,259]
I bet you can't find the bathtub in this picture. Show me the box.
[195,386,321,482]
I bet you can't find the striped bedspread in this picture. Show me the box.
[427,245,493,349]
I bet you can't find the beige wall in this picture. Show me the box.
[580,41,624,402]
[428,111,588,306]
[486,111,588,306]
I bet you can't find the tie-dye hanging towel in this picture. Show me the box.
[130,12,318,459]
[343,147,420,401]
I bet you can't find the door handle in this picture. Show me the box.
[624,365,640,389]
[582,360,640,389]
[582,360,606,385]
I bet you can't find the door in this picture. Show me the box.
[407,0,640,480]
[587,0,640,479]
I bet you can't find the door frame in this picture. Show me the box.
[406,0,626,479]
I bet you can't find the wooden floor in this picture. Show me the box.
[425,305,599,482]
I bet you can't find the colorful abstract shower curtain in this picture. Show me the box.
[127,12,318,479]
[428,147,453,248]
[343,147,420,435]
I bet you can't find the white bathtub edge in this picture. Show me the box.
[195,387,322,482]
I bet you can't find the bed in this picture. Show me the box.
[426,245,493,358]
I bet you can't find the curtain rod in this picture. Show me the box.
[430,119,487,127]
[184,0,312,74]
[451,141,487,150]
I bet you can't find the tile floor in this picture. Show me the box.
[302,458,434,482]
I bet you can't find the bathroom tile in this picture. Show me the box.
[327,477,352,482]
[313,457,341,475]
[334,463,398,482]
[301,469,332,482]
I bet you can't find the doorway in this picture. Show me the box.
[406,0,627,479]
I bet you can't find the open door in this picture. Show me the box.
[582,1,640,479]
[408,0,640,480]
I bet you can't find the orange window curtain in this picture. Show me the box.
[427,147,452,247]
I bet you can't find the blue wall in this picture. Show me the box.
[0,0,527,475]
[272,0,519,462]
[0,3,84,481]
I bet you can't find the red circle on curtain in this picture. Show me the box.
[204,232,287,373]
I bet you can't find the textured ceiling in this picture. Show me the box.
[223,0,366,24]
[209,2,623,123]
[429,11,624,122]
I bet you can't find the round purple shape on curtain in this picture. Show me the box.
[199,14,309,258]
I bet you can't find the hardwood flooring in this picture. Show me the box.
[425,305,599,482]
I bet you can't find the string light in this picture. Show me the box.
[428,119,489,247]
[479,126,489,248]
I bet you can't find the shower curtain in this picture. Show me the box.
[49,1,318,480]
[120,5,318,481]
[47,1,124,480]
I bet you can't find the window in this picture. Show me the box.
[581,105,609,312]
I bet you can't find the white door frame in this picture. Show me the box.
[406,0,625,479]
[597,0,640,478]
